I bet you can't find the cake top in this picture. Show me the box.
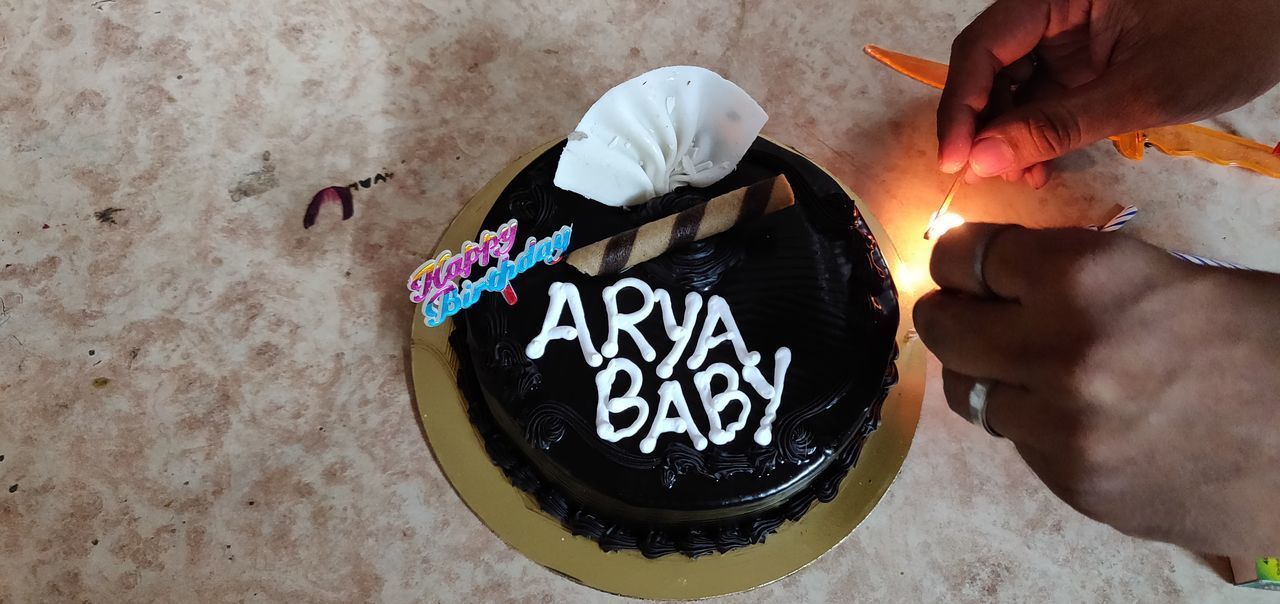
[458,138,899,513]
[439,66,900,557]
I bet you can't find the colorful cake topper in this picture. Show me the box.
[408,220,573,327]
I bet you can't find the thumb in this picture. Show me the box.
[967,75,1139,177]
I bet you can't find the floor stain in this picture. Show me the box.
[228,151,278,202]
[92,377,111,388]
[94,207,125,224]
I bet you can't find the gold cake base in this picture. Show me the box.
[409,138,925,600]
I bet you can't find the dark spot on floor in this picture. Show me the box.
[228,151,278,202]
[92,539,99,545]
[94,207,125,224]
[89,350,95,356]
[183,480,189,485]
[177,75,183,80]
[92,377,111,388]
[8,484,16,493]
[247,500,255,506]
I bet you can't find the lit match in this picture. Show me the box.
[923,172,966,240]
[925,210,965,240]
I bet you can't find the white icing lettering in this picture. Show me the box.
[525,282,603,367]
[694,363,751,445]
[601,277,657,362]
[639,380,708,453]
[751,347,792,446]
[686,295,761,370]
[594,358,649,441]
[525,278,793,453]
[654,289,703,379]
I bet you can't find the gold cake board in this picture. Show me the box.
[410,137,925,600]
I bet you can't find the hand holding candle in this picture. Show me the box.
[915,223,1280,554]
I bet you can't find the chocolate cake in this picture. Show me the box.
[448,136,899,558]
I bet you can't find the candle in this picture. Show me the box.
[1090,205,1138,232]
[1093,205,1253,270]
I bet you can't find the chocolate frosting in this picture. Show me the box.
[450,138,899,557]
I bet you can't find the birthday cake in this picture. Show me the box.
[437,67,899,558]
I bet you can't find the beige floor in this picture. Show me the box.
[2,0,1278,601]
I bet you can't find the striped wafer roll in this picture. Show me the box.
[567,174,795,276]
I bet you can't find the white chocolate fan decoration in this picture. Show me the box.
[554,66,769,207]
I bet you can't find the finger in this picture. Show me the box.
[937,0,1052,173]
[1002,170,1022,183]
[967,67,1155,177]
[915,290,1032,385]
[987,74,1016,118]
[942,369,1044,443]
[1014,443,1103,520]
[1003,55,1036,85]
[930,222,1035,300]
[1025,162,1050,189]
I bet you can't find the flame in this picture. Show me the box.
[925,211,965,240]
[894,261,931,295]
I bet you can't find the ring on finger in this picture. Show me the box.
[967,380,1004,438]
[972,225,1019,298]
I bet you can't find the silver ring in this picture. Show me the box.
[972,225,1017,298]
[967,380,1003,438]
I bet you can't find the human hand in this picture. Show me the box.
[914,223,1280,555]
[937,0,1280,187]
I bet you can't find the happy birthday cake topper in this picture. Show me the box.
[408,220,573,327]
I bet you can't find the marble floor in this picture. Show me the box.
[2,0,1277,601]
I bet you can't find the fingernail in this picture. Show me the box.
[940,158,964,174]
[970,138,1014,177]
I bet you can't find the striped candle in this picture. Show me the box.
[1099,205,1138,232]
[1092,205,1253,271]
[1168,251,1250,270]
[1087,205,1138,231]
